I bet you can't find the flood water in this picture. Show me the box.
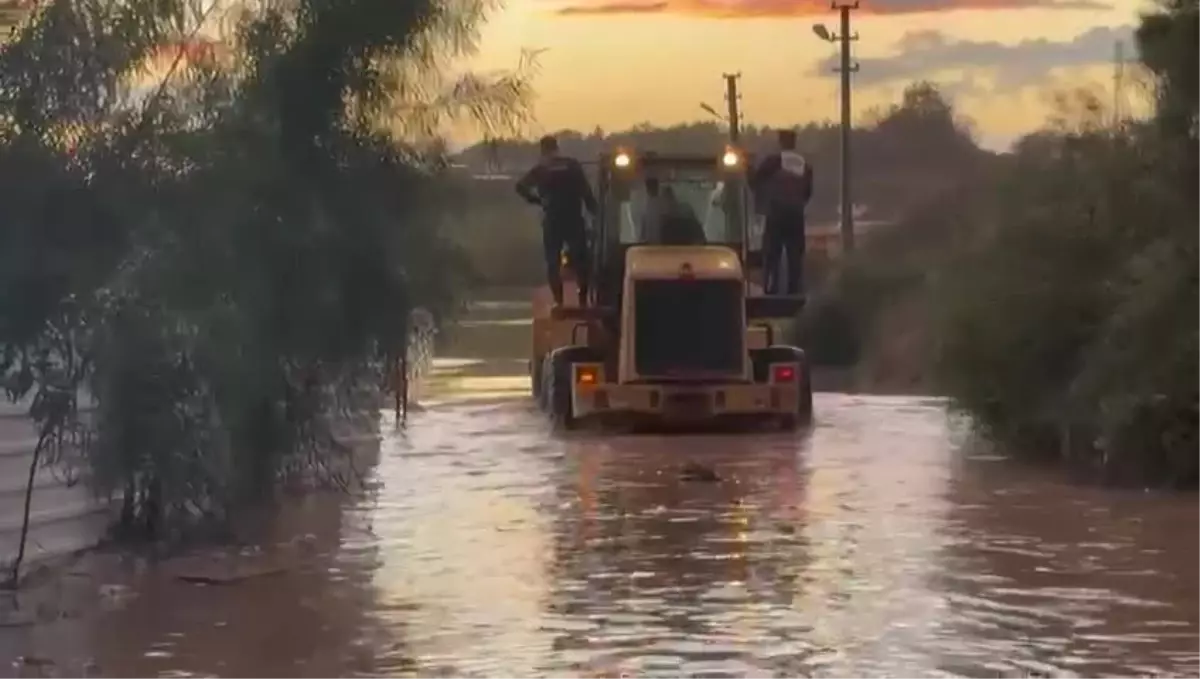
[4,300,1198,678]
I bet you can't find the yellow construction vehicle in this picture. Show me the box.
[529,146,812,430]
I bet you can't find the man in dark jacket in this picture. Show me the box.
[516,135,598,307]
[751,128,814,295]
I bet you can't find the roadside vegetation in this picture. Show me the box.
[798,0,1196,487]
[931,0,1197,488]
[0,0,532,575]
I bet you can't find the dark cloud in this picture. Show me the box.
[813,25,1135,89]
[552,0,1109,18]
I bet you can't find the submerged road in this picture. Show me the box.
[4,300,1197,678]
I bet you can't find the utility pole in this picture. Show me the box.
[723,72,742,143]
[722,72,746,248]
[832,1,859,253]
[1112,39,1125,131]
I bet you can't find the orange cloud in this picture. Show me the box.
[557,0,668,12]
[551,0,1108,18]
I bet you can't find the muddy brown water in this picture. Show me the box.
[2,300,1197,678]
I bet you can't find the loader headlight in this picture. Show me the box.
[614,151,632,168]
[722,150,740,167]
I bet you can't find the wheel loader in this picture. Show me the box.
[529,146,812,430]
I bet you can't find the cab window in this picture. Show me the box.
[607,174,747,245]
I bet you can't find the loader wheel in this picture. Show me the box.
[752,345,814,430]
[530,357,544,405]
[539,354,554,413]
[795,361,814,425]
[547,345,603,430]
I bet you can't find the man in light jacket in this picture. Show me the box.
[751,128,814,295]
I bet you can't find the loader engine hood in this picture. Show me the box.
[623,246,746,381]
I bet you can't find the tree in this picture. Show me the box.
[868,81,978,174]
[0,0,533,567]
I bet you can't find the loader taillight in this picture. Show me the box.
[771,364,797,383]
[575,364,601,385]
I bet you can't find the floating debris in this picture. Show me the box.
[680,461,720,483]
[168,551,296,586]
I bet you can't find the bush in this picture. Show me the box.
[931,107,1197,486]
[1073,235,1197,484]
[788,82,993,371]
[792,165,987,370]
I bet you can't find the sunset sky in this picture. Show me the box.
[461,0,1151,149]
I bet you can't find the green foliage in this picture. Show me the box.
[931,0,1198,487]
[933,133,1128,437]
[792,182,980,371]
[785,54,1195,488]
[1071,235,1197,480]
[0,0,532,544]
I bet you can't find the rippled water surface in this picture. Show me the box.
[4,300,1198,678]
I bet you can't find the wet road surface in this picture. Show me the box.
[3,300,1197,678]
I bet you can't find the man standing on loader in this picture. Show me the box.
[751,128,814,295]
[515,135,598,308]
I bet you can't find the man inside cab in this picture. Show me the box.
[751,128,814,295]
[641,177,706,246]
[515,135,598,308]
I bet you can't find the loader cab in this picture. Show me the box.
[592,148,748,307]
[589,147,802,319]
[531,146,815,428]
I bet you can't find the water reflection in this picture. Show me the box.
[363,401,558,676]
[787,396,956,677]
[540,433,813,677]
[2,434,399,678]
[935,443,1200,677]
[86,493,390,677]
